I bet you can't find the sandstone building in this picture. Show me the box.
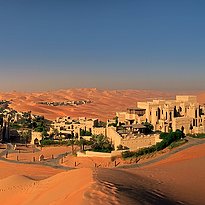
[117,95,205,134]
[50,116,106,139]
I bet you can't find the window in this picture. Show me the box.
[193,119,195,126]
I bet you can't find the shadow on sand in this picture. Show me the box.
[94,168,187,205]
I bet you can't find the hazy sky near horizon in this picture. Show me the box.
[0,0,205,91]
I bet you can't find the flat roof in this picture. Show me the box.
[122,124,146,129]
[127,107,146,111]
[132,124,146,129]
[117,130,128,134]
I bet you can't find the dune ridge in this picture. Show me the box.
[0,167,122,205]
[128,143,205,205]
[0,88,178,120]
[0,168,131,205]
[0,89,205,204]
[0,175,35,191]
[0,88,204,121]
[0,142,205,204]
[0,168,94,205]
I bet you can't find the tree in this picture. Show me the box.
[67,132,75,154]
[142,122,154,134]
[90,134,114,153]
[114,116,118,125]
[117,144,129,150]
[42,130,48,138]
[96,121,107,128]
[21,130,31,146]
[80,129,91,136]
[78,138,86,151]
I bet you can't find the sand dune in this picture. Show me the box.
[127,143,205,205]
[89,143,205,205]
[0,168,93,205]
[0,160,62,180]
[0,168,119,205]
[0,175,34,191]
[0,88,178,120]
[0,88,204,121]
[0,89,205,204]
[95,168,180,205]
[0,142,205,204]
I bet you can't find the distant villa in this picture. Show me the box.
[37,100,92,107]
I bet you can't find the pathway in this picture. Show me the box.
[118,137,205,169]
[0,147,74,171]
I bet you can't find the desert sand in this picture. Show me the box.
[0,142,204,204]
[83,143,205,205]
[0,160,63,181]
[5,146,72,162]
[125,143,205,205]
[1,88,204,121]
[0,88,179,121]
[0,168,94,205]
[0,89,205,204]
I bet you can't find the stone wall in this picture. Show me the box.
[172,117,191,134]
[106,126,122,150]
[121,134,161,151]
[77,150,124,158]
[92,127,106,136]
[106,127,161,151]
[31,131,42,144]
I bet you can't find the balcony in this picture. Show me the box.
[127,108,146,116]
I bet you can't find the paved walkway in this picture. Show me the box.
[0,137,204,171]
[118,137,205,169]
[0,148,73,171]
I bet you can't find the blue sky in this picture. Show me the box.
[0,0,205,91]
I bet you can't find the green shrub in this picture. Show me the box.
[122,151,135,158]
[168,139,188,149]
[90,134,114,153]
[80,129,92,136]
[41,139,59,146]
[122,130,186,159]
[142,122,154,134]
[160,132,169,139]
[40,139,69,146]
[117,144,129,150]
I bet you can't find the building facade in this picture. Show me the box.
[50,116,105,139]
[117,95,205,134]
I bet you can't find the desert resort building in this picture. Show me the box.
[103,95,205,151]
[31,95,205,153]
[117,95,205,134]
[50,116,106,139]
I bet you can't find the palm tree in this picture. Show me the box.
[22,130,30,146]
